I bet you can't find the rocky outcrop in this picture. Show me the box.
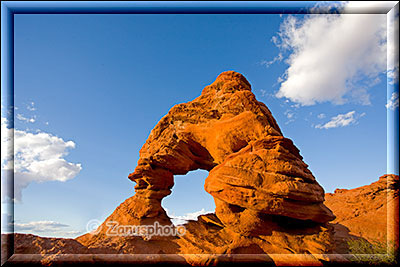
[3,232,328,266]
[124,71,333,232]
[325,174,399,243]
[4,170,398,265]
[1,233,117,266]
[74,71,335,264]
[177,213,334,265]
[3,71,341,266]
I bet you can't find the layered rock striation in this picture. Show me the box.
[5,72,398,266]
[325,174,399,243]
[127,71,334,232]
[77,71,336,262]
[5,170,398,265]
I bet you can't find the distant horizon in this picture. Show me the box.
[1,1,399,239]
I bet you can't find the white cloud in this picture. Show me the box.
[14,220,68,232]
[16,114,36,123]
[260,89,267,97]
[17,101,37,123]
[344,1,397,11]
[315,110,365,129]
[283,109,295,118]
[283,109,296,125]
[387,2,399,84]
[1,118,82,202]
[386,92,399,110]
[261,53,283,68]
[27,102,36,111]
[317,113,326,119]
[165,208,213,226]
[13,220,82,237]
[273,2,392,106]
[1,118,13,169]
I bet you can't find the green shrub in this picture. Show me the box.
[347,238,398,265]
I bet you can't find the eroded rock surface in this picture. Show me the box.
[5,170,398,266]
[4,72,342,266]
[75,71,336,262]
[126,71,334,231]
[325,174,399,243]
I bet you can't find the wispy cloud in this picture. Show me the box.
[271,2,394,106]
[16,101,39,123]
[27,102,36,111]
[286,112,294,119]
[260,53,283,68]
[315,111,365,129]
[317,113,326,119]
[13,220,82,237]
[16,114,36,123]
[386,92,399,110]
[165,208,213,226]
[14,221,68,232]
[283,109,296,125]
[1,118,82,203]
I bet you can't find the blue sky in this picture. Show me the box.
[1,3,399,238]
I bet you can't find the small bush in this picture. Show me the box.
[347,238,398,265]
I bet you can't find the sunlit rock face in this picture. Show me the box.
[128,70,334,232]
[75,71,336,264]
[325,174,399,243]
[9,72,400,266]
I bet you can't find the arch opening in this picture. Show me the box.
[161,169,215,225]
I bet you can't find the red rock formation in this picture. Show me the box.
[3,71,341,266]
[4,171,398,265]
[325,174,399,244]
[1,233,117,266]
[74,71,336,264]
[125,71,334,233]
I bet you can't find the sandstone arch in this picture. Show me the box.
[122,71,334,234]
[77,71,336,259]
